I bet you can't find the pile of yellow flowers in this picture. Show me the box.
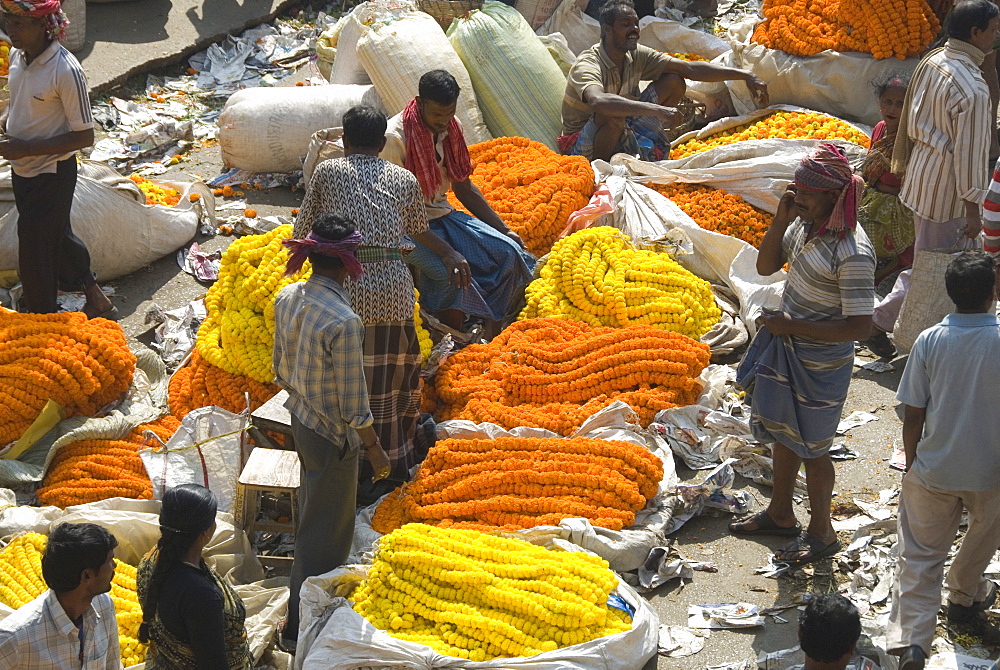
[197,225,309,382]
[414,290,433,363]
[351,524,632,660]
[521,227,720,339]
[128,174,181,206]
[0,42,9,77]
[0,533,147,667]
[670,110,870,159]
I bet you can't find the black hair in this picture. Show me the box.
[948,0,1000,40]
[946,250,997,310]
[871,70,910,99]
[599,0,637,25]
[138,484,218,644]
[309,213,357,272]
[342,105,387,150]
[799,595,861,663]
[42,523,118,593]
[418,70,461,107]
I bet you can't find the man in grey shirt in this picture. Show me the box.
[887,250,1000,670]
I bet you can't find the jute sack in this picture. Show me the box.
[61,0,86,52]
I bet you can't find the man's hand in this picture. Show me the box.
[774,184,798,227]
[655,105,683,126]
[760,310,794,336]
[745,73,769,107]
[964,211,983,239]
[504,229,525,249]
[442,250,472,289]
[366,440,391,482]
[0,137,30,161]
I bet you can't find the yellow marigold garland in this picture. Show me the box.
[436,317,710,434]
[128,174,181,206]
[414,290,433,363]
[446,137,595,257]
[0,533,148,666]
[196,225,310,382]
[670,110,870,159]
[168,350,279,418]
[521,227,721,339]
[647,182,770,247]
[0,310,136,446]
[351,524,631,661]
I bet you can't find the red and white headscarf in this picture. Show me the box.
[0,0,69,41]
[793,142,864,238]
[282,230,365,279]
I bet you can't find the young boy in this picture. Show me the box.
[0,1,114,318]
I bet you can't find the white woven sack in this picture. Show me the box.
[448,2,564,149]
[302,127,345,185]
[218,84,384,174]
[516,0,562,29]
[61,0,86,52]
[327,5,371,84]
[357,11,491,144]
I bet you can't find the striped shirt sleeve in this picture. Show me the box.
[837,254,876,316]
[983,163,1000,255]
[952,78,992,206]
[55,53,93,132]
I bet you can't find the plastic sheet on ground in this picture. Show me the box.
[659,625,708,657]
[295,561,658,670]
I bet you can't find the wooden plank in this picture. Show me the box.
[238,447,300,488]
[251,391,293,433]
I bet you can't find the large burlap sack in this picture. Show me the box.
[448,2,565,149]
[218,84,385,174]
[0,160,212,281]
[356,11,491,144]
[516,0,562,29]
[61,0,86,52]
[321,1,419,84]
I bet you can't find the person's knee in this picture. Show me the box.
[593,114,626,133]
[653,72,686,106]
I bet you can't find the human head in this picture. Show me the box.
[0,0,68,45]
[342,105,388,153]
[798,594,861,664]
[948,0,1000,52]
[793,143,861,231]
[871,71,909,133]
[309,213,358,272]
[416,70,460,135]
[42,523,118,596]
[160,483,218,542]
[946,250,997,312]
[599,0,640,52]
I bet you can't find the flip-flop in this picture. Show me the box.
[775,532,842,567]
[729,510,802,537]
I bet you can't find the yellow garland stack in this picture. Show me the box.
[351,524,632,661]
[196,225,309,383]
[521,227,720,339]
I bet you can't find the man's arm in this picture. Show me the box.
[756,184,796,275]
[412,230,472,289]
[452,178,524,247]
[0,128,93,160]
[662,60,769,105]
[953,88,993,237]
[760,313,873,342]
[582,84,679,121]
[901,404,927,472]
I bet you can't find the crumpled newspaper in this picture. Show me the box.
[667,459,752,534]
[649,404,753,470]
[688,602,764,629]
[837,410,880,435]
[659,625,709,657]
[720,439,808,494]
[639,545,717,589]
[177,242,222,282]
[144,299,207,368]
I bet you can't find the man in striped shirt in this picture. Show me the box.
[865,0,1000,358]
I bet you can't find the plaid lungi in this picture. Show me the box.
[358,322,422,485]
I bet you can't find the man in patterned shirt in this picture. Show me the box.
[0,523,121,669]
[730,144,876,568]
[272,213,390,650]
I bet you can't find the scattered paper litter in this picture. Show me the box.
[837,410,880,435]
[658,625,708,657]
[688,603,764,629]
[854,356,895,373]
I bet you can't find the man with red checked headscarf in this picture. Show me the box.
[729,143,876,569]
[0,0,116,319]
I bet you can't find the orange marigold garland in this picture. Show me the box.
[647,182,770,247]
[435,318,710,435]
[168,350,279,418]
[446,137,594,257]
[0,311,136,446]
[372,436,664,534]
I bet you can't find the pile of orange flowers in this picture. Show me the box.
[0,311,136,446]
[436,318,710,434]
[128,174,181,207]
[0,43,9,77]
[670,110,870,159]
[36,416,180,509]
[751,0,939,59]
[372,435,663,534]
[667,52,709,61]
[446,137,594,257]
[647,183,770,247]
[168,350,279,418]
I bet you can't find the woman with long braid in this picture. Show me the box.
[137,485,251,670]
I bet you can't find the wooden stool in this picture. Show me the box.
[250,390,295,451]
[236,447,300,569]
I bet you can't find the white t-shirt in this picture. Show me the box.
[381,111,461,221]
[7,41,93,178]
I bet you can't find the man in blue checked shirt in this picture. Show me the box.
[272,212,391,651]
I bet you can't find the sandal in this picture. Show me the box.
[729,510,802,537]
[774,532,842,567]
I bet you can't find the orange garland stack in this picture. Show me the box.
[0,311,136,446]
[446,137,594,257]
[435,318,710,434]
[168,350,279,418]
[647,183,770,247]
[37,416,181,508]
[372,436,663,534]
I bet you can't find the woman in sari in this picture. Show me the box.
[858,73,915,287]
[137,484,251,670]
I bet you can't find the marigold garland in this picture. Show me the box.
[670,110,870,159]
[445,137,595,257]
[0,43,9,77]
[168,350,279,418]
[521,227,721,339]
[128,174,181,207]
[0,310,136,446]
[35,415,181,509]
[414,290,433,363]
[351,524,631,661]
[647,182,770,247]
[436,317,709,434]
[196,225,310,382]
[372,436,663,534]
[0,533,148,666]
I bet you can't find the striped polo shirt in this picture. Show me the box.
[780,219,876,342]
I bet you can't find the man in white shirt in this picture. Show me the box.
[0,523,122,669]
[0,1,115,318]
